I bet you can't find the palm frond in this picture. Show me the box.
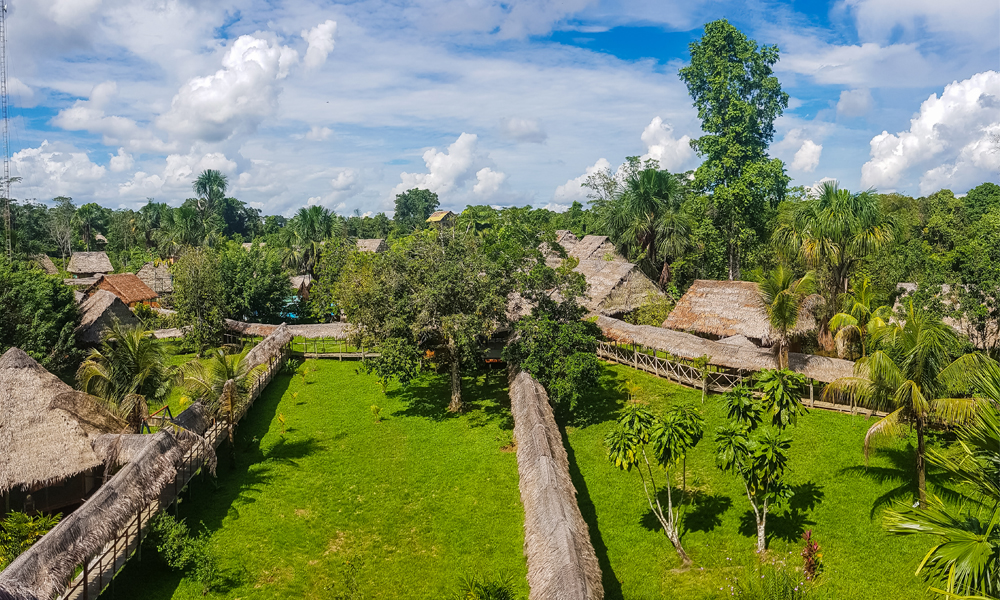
[864,407,907,462]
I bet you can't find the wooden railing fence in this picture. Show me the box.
[54,340,289,600]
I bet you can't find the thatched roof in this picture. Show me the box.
[0,348,120,495]
[86,273,158,305]
[356,238,387,253]
[426,210,455,223]
[568,235,622,262]
[224,319,349,340]
[63,277,100,287]
[243,323,293,370]
[509,370,603,600]
[719,334,756,347]
[66,252,113,275]
[597,316,854,383]
[94,233,108,244]
[663,279,822,345]
[76,290,140,344]
[31,254,58,275]
[0,426,209,600]
[290,274,313,293]
[136,262,173,294]
[575,259,664,316]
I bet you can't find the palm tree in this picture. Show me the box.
[74,203,105,252]
[284,205,340,274]
[193,169,228,237]
[181,347,263,444]
[137,199,167,251]
[755,266,817,369]
[599,168,689,286]
[76,321,172,433]
[824,304,985,507]
[773,181,894,297]
[828,277,893,359]
[884,359,1000,598]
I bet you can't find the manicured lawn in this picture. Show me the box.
[107,360,526,599]
[566,363,941,600]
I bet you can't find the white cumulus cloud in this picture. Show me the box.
[158,35,299,142]
[52,81,174,153]
[837,88,874,118]
[860,70,1000,193]
[640,117,695,172]
[553,158,610,203]
[302,20,337,70]
[792,140,823,172]
[12,141,106,197]
[109,148,134,172]
[473,167,507,196]
[393,133,481,197]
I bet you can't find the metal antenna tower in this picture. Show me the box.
[1,2,10,260]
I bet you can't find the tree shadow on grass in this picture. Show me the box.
[387,369,513,427]
[736,482,825,544]
[681,491,734,535]
[837,445,950,518]
[568,365,629,428]
[563,426,625,600]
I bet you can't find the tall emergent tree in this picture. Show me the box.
[679,19,789,280]
[172,247,225,353]
[393,188,440,233]
[825,304,987,507]
[218,242,290,323]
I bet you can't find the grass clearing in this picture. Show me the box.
[567,362,940,600]
[108,360,526,599]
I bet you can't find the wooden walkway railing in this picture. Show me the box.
[54,341,288,600]
[597,340,886,418]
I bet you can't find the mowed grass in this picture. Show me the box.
[108,360,526,599]
[567,363,941,600]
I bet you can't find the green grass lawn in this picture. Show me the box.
[110,356,943,599]
[107,360,526,599]
[566,363,941,600]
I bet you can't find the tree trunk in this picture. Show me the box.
[756,512,767,553]
[447,340,462,412]
[916,415,927,508]
[664,475,692,567]
[727,241,740,281]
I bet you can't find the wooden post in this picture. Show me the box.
[809,382,815,408]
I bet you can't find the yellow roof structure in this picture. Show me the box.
[426,210,455,223]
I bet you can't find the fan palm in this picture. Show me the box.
[76,321,172,433]
[284,205,340,274]
[181,347,264,443]
[755,266,817,369]
[74,203,105,252]
[884,359,1000,599]
[773,180,894,297]
[829,277,893,359]
[824,304,988,507]
[599,168,689,286]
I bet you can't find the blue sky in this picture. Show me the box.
[5,0,999,216]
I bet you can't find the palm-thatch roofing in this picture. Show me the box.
[0,423,212,600]
[597,316,854,383]
[509,370,603,600]
[290,274,313,296]
[66,252,113,275]
[85,273,158,305]
[663,279,822,346]
[136,262,173,294]
[568,235,622,262]
[94,233,108,245]
[0,348,121,496]
[223,319,349,340]
[31,254,58,275]
[243,323,294,370]
[426,210,455,223]
[575,259,664,316]
[63,276,100,287]
[356,238,387,253]
[76,290,140,345]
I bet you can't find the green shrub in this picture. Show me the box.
[454,572,520,600]
[727,561,810,599]
[0,511,61,569]
[147,512,223,593]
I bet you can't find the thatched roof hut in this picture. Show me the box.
[84,273,158,306]
[663,280,822,346]
[243,323,293,370]
[224,319,349,340]
[136,262,173,294]
[509,370,603,600]
[0,348,121,498]
[356,238,387,253]
[426,210,455,224]
[575,259,664,317]
[597,316,854,383]
[63,276,100,288]
[76,290,140,345]
[66,252,113,277]
[0,422,212,600]
[290,274,313,299]
[31,255,58,275]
